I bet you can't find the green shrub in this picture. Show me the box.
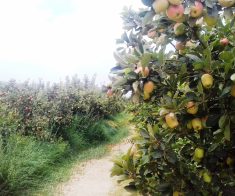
[0,134,68,195]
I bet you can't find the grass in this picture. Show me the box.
[27,112,131,196]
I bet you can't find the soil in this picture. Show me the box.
[56,137,138,196]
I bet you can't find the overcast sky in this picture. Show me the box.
[0,0,143,84]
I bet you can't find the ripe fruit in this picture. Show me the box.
[166,5,185,22]
[202,171,212,183]
[186,101,198,114]
[218,0,235,7]
[220,38,229,46]
[190,1,203,18]
[204,15,217,27]
[144,81,155,94]
[173,191,184,196]
[144,91,151,100]
[194,147,204,159]
[174,23,186,36]
[231,85,235,97]
[226,157,234,166]
[192,118,203,131]
[175,42,185,50]
[152,0,169,13]
[168,0,182,5]
[141,67,150,77]
[165,112,179,128]
[201,74,213,89]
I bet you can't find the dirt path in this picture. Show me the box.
[56,137,138,196]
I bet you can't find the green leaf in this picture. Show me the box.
[156,183,171,192]
[111,165,124,177]
[224,123,230,141]
[197,81,204,94]
[165,151,177,164]
[186,54,202,62]
[113,51,128,66]
[142,10,155,25]
[208,143,220,152]
[152,151,163,159]
[220,86,231,97]
[120,179,135,187]
[193,62,204,70]
[219,115,228,128]
[219,51,234,63]
[140,129,150,139]
[180,63,187,74]
[203,47,212,70]
[113,78,128,88]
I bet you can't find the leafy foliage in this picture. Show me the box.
[111,0,235,195]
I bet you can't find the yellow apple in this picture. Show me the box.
[201,73,213,89]
[144,91,151,100]
[203,171,212,183]
[186,101,198,114]
[203,15,217,27]
[144,81,155,94]
[231,85,235,97]
[218,0,235,7]
[194,147,204,159]
[165,112,179,128]
[141,66,150,77]
[152,0,169,13]
[168,0,182,5]
[226,157,234,166]
[192,118,203,131]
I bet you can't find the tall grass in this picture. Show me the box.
[0,112,131,196]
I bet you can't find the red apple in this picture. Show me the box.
[190,1,203,18]
[220,38,229,46]
[166,5,185,22]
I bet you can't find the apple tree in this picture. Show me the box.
[111,0,235,195]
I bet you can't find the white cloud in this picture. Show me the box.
[0,0,142,83]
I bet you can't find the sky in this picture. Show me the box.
[0,0,143,84]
